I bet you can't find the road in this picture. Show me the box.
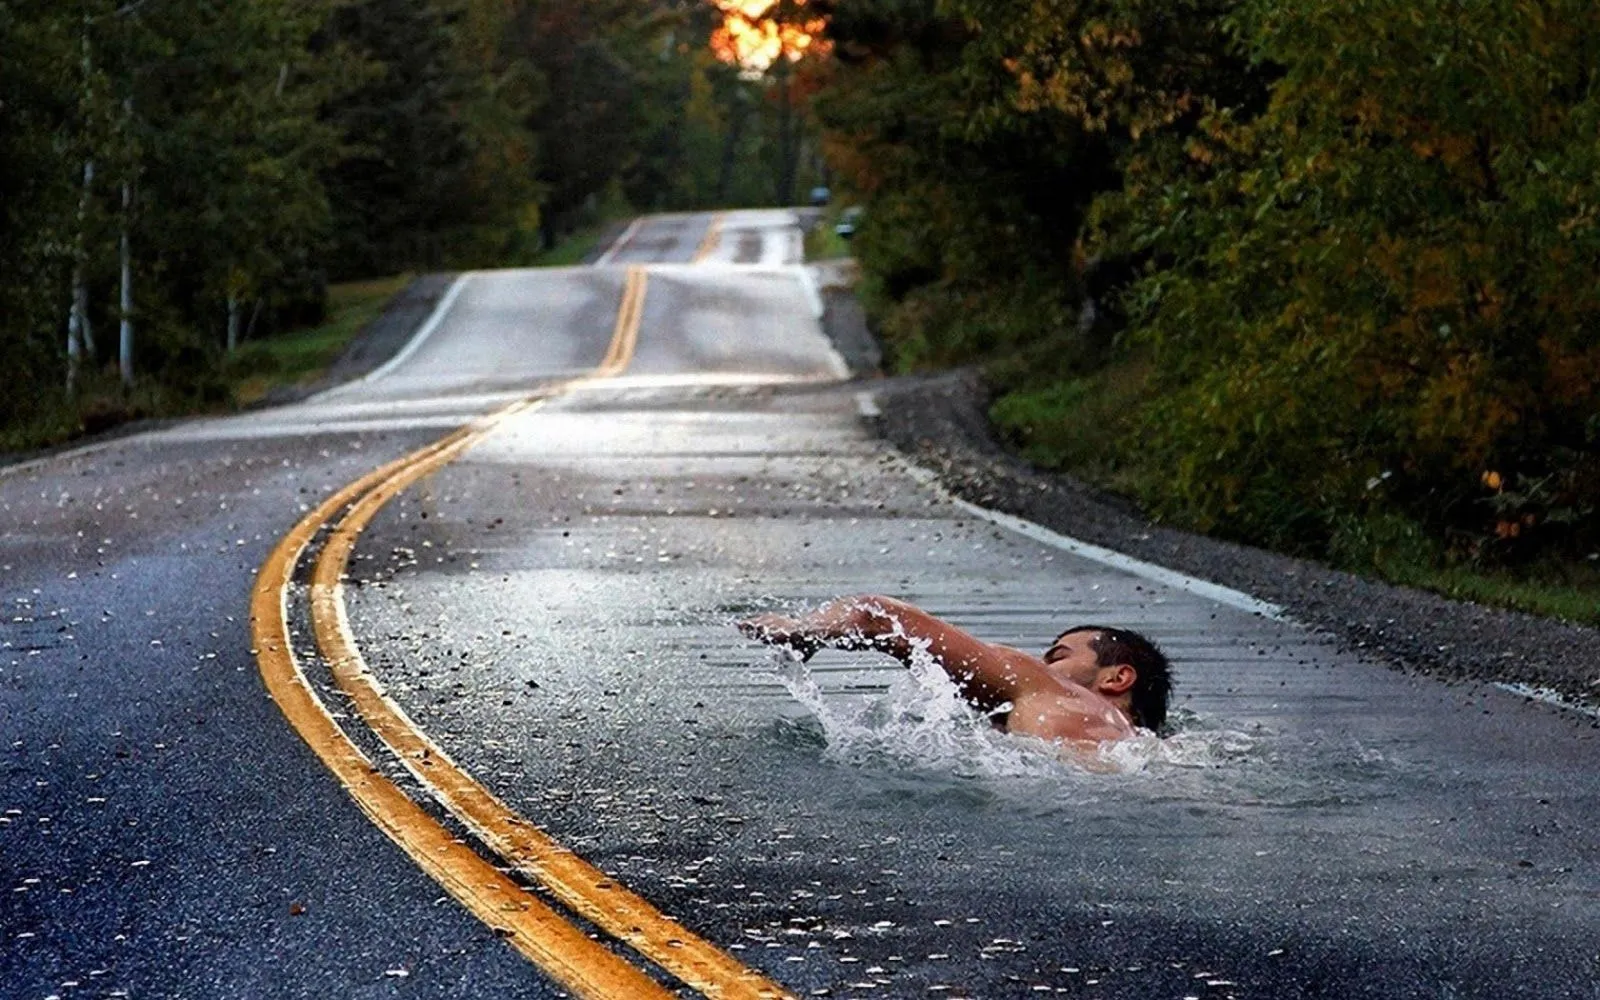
[3,209,1597,999]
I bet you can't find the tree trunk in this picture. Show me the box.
[66,162,88,394]
[226,294,240,353]
[119,179,133,390]
[716,99,746,205]
[66,299,82,395]
[68,19,96,394]
[75,271,95,361]
[774,60,797,207]
[245,298,264,342]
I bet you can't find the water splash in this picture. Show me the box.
[765,646,1401,815]
[772,643,1049,777]
[769,644,1268,786]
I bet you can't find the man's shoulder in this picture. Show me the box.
[1005,687,1133,744]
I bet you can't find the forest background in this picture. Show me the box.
[4,0,1597,621]
[813,0,1600,623]
[1,0,822,446]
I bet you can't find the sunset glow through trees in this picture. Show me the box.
[709,0,827,74]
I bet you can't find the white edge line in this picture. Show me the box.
[3,273,479,477]
[894,450,1600,719]
[594,218,644,267]
[0,436,122,480]
[310,273,472,402]
[1493,682,1600,720]
[893,456,1287,621]
[795,264,825,319]
[794,265,850,379]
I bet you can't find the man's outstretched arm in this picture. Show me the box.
[738,595,1051,712]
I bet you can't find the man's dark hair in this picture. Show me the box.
[1061,625,1172,733]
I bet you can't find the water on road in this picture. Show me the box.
[5,209,1596,999]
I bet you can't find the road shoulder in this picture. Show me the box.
[816,284,1600,710]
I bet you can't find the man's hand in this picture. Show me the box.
[737,613,822,661]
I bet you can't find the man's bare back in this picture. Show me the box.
[738,595,1172,746]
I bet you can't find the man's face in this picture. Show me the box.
[1042,629,1105,689]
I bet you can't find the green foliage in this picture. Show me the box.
[0,4,77,429]
[1,0,826,451]
[1116,0,1600,562]
[324,0,540,276]
[226,274,413,405]
[988,360,1149,478]
[816,0,1600,588]
[814,0,1253,369]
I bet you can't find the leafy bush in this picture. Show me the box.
[1114,0,1600,562]
[817,0,1599,581]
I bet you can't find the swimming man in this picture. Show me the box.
[738,595,1171,744]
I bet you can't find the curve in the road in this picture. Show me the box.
[307,403,794,1000]
[251,259,800,999]
[249,402,677,999]
[594,217,645,266]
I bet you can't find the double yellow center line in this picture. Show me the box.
[597,267,647,376]
[692,214,724,264]
[251,268,795,999]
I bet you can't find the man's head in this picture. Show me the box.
[1044,625,1172,732]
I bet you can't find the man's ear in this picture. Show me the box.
[1096,663,1136,695]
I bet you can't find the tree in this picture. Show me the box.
[323,0,539,276]
[0,4,79,423]
[1118,0,1600,561]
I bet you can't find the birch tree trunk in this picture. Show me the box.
[72,158,97,349]
[67,18,96,394]
[119,178,133,389]
[226,294,240,353]
[75,268,95,361]
[66,303,82,395]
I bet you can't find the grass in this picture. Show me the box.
[3,225,606,460]
[1380,559,1600,628]
[224,222,612,410]
[986,355,1600,627]
[988,360,1149,490]
[0,377,145,456]
[524,223,612,268]
[803,209,855,261]
[226,273,413,407]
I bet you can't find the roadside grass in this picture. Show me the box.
[804,207,854,261]
[988,360,1149,492]
[0,373,173,456]
[987,356,1600,628]
[1378,559,1600,628]
[524,224,611,268]
[226,273,413,407]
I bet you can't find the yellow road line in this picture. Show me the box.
[251,275,796,999]
[250,406,674,1000]
[692,214,724,263]
[308,422,795,1000]
[597,267,646,375]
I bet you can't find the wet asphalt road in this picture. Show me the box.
[5,210,1600,999]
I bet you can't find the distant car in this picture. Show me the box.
[834,206,864,240]
[809,185,831,206]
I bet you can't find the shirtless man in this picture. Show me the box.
[738,595,1172,744]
